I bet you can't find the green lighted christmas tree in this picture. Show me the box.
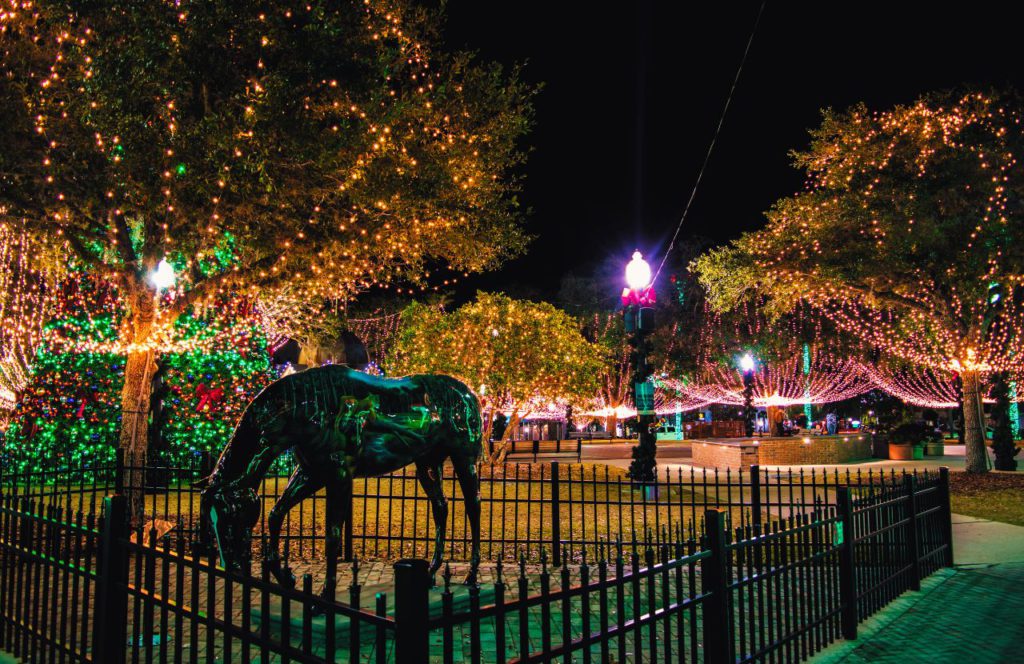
[4,280,274,473]
[158,301,274,467]
[3,280,124,471]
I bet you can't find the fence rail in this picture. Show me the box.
[2,452,927,566]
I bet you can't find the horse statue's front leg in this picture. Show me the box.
[265,466,323,589]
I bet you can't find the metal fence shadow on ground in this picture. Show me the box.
[0,465,953,663]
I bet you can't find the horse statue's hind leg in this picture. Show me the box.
[451,453,482,585]
[320,476,352,602]
[414,461,449,580]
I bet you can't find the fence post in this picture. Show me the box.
[94,495,129,664]
[393,559,430,664]
[114,447,125,494]
[904,475,921,591]
[700,509,732,664]
[343,480,354,562]
[938,467,954,566]
[550,462,562,567]
[837,487,858,640]
[749,464,762,530]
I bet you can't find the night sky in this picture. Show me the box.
[439,1,1024,301]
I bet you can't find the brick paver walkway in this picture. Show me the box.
[813,562,1024,663]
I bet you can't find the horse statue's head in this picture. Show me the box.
[199,482,260,572]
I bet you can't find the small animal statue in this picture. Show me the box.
[199,365,483,598]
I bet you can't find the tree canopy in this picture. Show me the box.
[0,0,535,307]
[387,292,603,459]
[694,90,1024,373]
[0,0,536,454]
[693,89,1024,471]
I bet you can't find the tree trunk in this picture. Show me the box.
[961,369,988,474]
[481,406,494,445]
[118,289,158,521]
[605,411,619,438]
[766,406,783,437]
[490,406,521,464]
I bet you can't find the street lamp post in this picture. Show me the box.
[622,251,658,486]
[740,353,756,437]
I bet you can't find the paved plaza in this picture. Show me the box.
[811,506,1024,663]
[811,563,1024,663]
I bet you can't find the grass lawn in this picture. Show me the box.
[949,471,1024,526]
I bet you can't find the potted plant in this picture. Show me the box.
[923,427,945,457]
[888,422,926,461]
[860,391,903,458]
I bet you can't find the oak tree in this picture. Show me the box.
[0,0,535,457]
[387,292,603,462]
[694,90,1024,472]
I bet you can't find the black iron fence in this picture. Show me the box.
[1,465,953,663]
[1,452,927,566]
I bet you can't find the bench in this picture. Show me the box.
[494,439,582,463]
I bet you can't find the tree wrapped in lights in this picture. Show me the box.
[0,0,535,458]
[388,293,603,461]
[0,221,60,411]
[255,284,342,360]
[581,312,631,434]
[694,90,1024,472]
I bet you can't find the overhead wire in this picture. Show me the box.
[651,0,767,283]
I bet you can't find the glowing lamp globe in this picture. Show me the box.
[625,251,651,291]
[739,353,755,373]
[149,259,176,291]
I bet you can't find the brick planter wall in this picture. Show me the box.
[691,434,873,470]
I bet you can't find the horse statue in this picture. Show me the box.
[198,365,484,597]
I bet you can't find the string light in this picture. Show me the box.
[0,221,61,409]
[662,352,871,409]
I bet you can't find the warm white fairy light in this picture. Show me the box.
[0,221,61,406]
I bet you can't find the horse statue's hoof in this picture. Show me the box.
[267,559,296,589]
[310,586,338,616]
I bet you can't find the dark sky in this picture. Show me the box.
[440,1,1024,301]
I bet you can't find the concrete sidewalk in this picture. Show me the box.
[950,513,1024,565]
[811,512,1024,662]
[812,563,1024,663]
